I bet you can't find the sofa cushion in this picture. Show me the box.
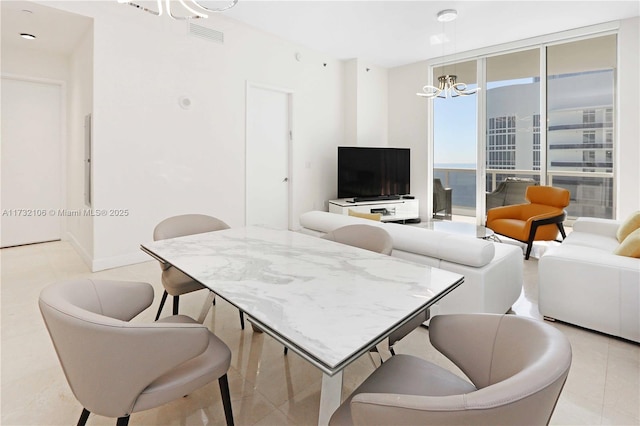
[299,211,495,268]
[561,230,620,252]
[616,211,640,242]
[384,222,495,267]
[614,228,640,258]
[572,217,621,237]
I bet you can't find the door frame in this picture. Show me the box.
[1,73,67,244]
[245,81,294,229]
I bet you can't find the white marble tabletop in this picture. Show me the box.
[141,226,463,374]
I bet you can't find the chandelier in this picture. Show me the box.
[117,0,238,20]
[417,9,479,99]
[417,74,479,98]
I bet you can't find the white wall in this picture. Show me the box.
[343,58,388,147]
[1,45,69,82]
[388,60,430,218]
[616,17,640,219]
[66,26,94,262]
[356,60,388,147]
[344,59,358,145]
[46,2,346,270]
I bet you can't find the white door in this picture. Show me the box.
[246,84,291,229]
[1,78,62,247]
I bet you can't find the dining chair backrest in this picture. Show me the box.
[322,224,393,255]
[154,214,230,241]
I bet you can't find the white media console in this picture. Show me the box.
[328,198,419,222]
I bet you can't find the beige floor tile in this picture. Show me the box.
[550,390,604,425]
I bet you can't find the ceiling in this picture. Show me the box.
[2,1,639,67]
[224,1,640,67]
[1,1,92,56]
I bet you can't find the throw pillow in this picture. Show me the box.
[614,228,640,258]
[348,209,382,221]
[616,210,640,242]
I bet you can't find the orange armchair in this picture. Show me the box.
[486,186,570,259]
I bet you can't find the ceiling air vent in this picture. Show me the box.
[188,22,224,43]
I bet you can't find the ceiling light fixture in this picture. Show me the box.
[436,9,457,22]
[417,9,479,99]
[117,0,238,20]
[20,33,37,40]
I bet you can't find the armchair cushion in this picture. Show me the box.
[526,185,570,208]
[614,228,640,258]
[486,204,564,242]
[616,210,640,242]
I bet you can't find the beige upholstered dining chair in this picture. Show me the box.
[39,279,234,426]
[321,224,394,255]
[329,313,572,426]
[153,214,245,328]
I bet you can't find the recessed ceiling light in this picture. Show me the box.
[436,9,458,22]
[20,33,36,40]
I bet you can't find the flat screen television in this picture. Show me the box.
[337,147,410,199]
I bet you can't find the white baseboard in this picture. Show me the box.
[92,251,151,272]
[65,232,93,269]
[65,231,152,272]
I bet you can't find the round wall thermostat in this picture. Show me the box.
[179,96,192,109]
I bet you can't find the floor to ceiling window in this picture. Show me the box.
[432,33,617,222]
[433,60,478,217]
[485,49,540,194]
[546,35,616,219]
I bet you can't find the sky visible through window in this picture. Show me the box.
[433,78,533,168]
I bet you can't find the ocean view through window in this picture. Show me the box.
[433,35,616,220]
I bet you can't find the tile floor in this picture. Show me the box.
[1,239,638,425]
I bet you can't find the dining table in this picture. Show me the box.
[141,225,464,425]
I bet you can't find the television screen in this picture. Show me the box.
[337,147,410,199]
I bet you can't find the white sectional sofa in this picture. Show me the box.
[299,211,523,318]
[539,217,640,343]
